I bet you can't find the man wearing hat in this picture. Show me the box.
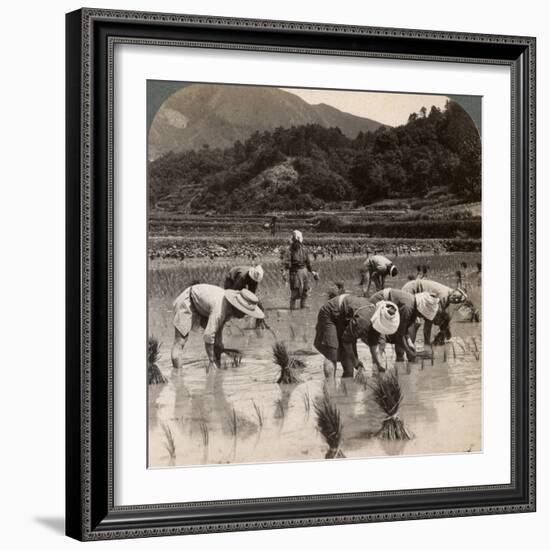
[402,279,468,346]
[314,293,400,377]
[361,254,398,297]
[370,288,440,362]
[171,284,264,371]
[283,230,319,310]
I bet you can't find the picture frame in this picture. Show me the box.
[65,7,536,541]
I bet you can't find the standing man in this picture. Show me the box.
[171,284,264,371]
[370,288,439,362]
[283,230,319,310]
[269,215,278,236]
[360,254,398,296]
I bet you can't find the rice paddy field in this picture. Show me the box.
[148,251,482,468]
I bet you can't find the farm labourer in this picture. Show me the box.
[402,279,467,345]
[171,284,264,371]
[224,264,266,328]
[314,294,400,378]
[224,264,264,294]
[360,254,398,296]
[283,230,319,310]
[370,288,440,362]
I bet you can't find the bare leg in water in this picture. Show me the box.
[171,329,189,369]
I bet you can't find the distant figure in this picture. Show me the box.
[360,254,398,296]
[402,279,467,345]
[283,230,319,310]
[171,284,264,371]
[370,288,439,362]
[314,294,400,377]
[269,215,278,236]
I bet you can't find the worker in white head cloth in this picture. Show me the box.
[283,230,319,310]
[360,254,398,296]
[314,293,400,377]
[224,264,264,294]
[224,264,266,328]
[402,279,468,345]
[370,288,440,362]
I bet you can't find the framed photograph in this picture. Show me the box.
[66,8,536,541]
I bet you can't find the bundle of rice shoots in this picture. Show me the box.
[148,337,167,385]
[314,395,345,459]
[372,371,413,440]
[273,341,303,384]
[222,347,243,368]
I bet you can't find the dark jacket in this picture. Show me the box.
[285,243,313,272]
[224,266,258,294]
[370,288,418,357]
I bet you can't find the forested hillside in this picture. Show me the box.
[148,100,480,214]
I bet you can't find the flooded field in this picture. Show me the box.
[148,252,482,468]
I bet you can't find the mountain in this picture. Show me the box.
[148,84,386,159]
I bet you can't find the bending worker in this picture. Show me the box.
[283,230,319,310]
[314,293,400,378]
[370,288,439,362]
[402,279,467,345]
[360,254,398,296]
[171,284,264,371]
[224,264,264,294]
[224,264,265,328]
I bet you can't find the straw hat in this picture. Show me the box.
[225,289,265,319]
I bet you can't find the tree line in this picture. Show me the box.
[148,100,481,213]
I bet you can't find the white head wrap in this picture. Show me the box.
[449,287,468,303]
[291,230,303,243]
[248,265,264,283]
[371,300,400,335]
[415,291,440,321]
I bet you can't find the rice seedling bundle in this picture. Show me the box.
[372,371,414,440]
[222,348,243,368]
[273,341,303,384]
[313,394,345,459]
[148,337,168,384]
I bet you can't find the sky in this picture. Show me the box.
[282,87,450,127]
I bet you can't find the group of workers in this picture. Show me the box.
[169,230,470,378]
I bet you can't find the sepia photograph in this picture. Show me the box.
[146,81,482,468]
